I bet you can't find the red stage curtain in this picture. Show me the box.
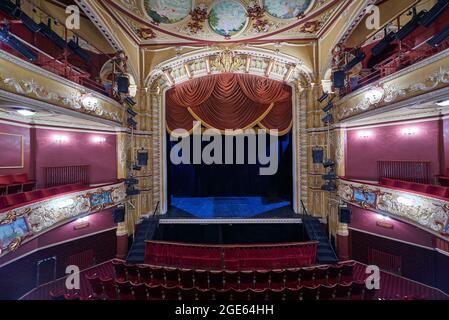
[166,74,292,134]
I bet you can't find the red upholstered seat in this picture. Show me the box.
[112,259,127,281]
[395,180,413,190]
[340,261,356,283]
[24,190,43,202]
[379,178,396,186]
[163,286,181,300]
[254,270,270,290]
[223,270,239,289]
[0,196,7,209]
[180,287,197,300]
[427,185,449,198]
[314,266,330,285]
[269,270,285,290]
[146,284,164,300]
[299,267,315,287]
[137,265,152,284]
[86,274,104,298]
[319,284,336,300]
[179,269,195,289]
[194,270,209,289]
[248,288,268,301]
[116,280,133,300]
[268,289,285,301]
[239,271,255,290]
[131,282,148,300]
[11,174,36,192]
[0,175,22,194]
[408,182,430,193]
[335,282,352,300]
[301,286,319,300]
[100,277,117,300]
[285,288,300,300]
[4,193,26,207]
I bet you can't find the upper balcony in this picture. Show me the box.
[335,2,449,120]
[0,1,126,124]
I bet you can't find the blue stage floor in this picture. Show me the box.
[169,197,292,218]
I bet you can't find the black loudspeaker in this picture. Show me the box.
[339,206,352,224]
[112,206,125,223]
[333,70,345,89]
[419,0,449,27]
[117,75,130,94]
[137,150,148,166]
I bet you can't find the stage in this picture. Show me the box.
[166,196,296,219]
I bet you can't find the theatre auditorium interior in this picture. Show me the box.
[1,0,449,302]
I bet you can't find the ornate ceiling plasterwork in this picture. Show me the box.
[103,0,345,45]
[145,47,312,89]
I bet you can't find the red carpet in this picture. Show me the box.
[21,261,448,300]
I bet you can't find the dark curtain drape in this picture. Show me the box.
[166,73,292,134]
[167,132,292,198]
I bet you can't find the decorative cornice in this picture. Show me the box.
[339,179,449,240]
[0,182,126,257]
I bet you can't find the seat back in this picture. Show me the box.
[0,175,13,185]
[12,173,29,183]
[112,259,127,280]
[4,193,26,206]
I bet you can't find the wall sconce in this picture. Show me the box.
[92,136,106,144]
[376,214,394,229]
[53,135,68,143]
[74,216,90,230]
[401,127,418,136]
[358,131,372,139]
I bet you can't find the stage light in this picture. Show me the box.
[126,188,141,196]
[15,108,36,116]
[358,131,372,138]
[321,113,333,124]
[371,32,395,57]
[427,25,449,47]
[419,0,449,27]
[38,21,67,49]
[397,196,414,206]
[318,92,329,103]
[395,10,425,40]
[53,135,68,143]
[127,107,137,117]
[0,2,17,16]
[125,178,139,186]
[322,172,337,180]
[117,74,130,94]
[333,70,346,89]
[436,99,449,107]
[127,117,137,128]
[401,127,418,136]
[344,52,366,71]
[55,198,74,208]
[13,8,41,32]
[68,39,91,63]
[323,160,335,168]
[125,96,136,106]
[321,182,337,192]
[322,101,334,113]
[0,26,38,62]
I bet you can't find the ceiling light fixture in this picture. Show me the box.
[436,99,449,107]
[15,108,36,116]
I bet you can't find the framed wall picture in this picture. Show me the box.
[0,133,24,169]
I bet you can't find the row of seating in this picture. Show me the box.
[379,178,449,199]
[0,183,87,211]
[111,259,355,290]
[0,173,35,195]
[87,278,374,301]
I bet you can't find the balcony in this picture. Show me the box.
[0,181,126,257]
[338,177,449,239]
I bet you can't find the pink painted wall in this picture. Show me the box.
[0,209,116,266]
[0,123,31,177]
[443,118,449,172]
[349,205,434,248]
[345,120,442,181]
[34,129,117,187]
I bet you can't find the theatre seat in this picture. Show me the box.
[379,178,396,187]
[427,185,449,198]
[0,175,22,194]
[11,173,36,192]
[408,182,430,193]
[4,193,27,207]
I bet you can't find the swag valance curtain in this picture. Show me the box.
[166,74,292,135]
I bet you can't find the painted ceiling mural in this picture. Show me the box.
[108,0,345,44]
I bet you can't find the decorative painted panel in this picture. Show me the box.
[339,178,449,238]
[0,182,126,256]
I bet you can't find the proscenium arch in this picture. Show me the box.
[145,48,313,214]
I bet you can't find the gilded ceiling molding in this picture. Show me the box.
[339,179,449,239]
[0,182,126,257]
[146,47,312,89]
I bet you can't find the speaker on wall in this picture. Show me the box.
[339,206,352,224]
[333,70,345,89]
[112,206,125,223]
[117,75,130,94]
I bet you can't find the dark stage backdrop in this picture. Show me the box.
[167,132,292,199]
